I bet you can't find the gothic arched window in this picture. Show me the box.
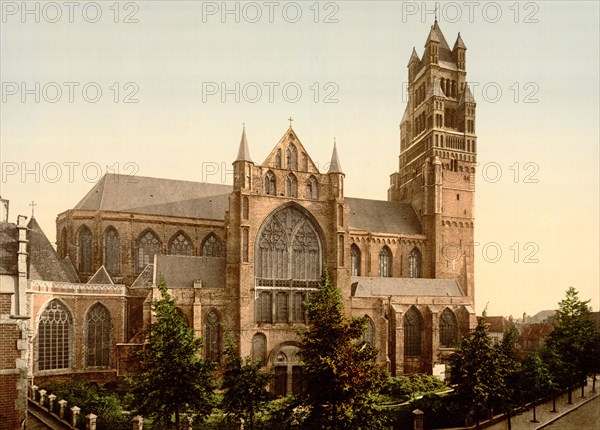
[404,307,423,356]
[379,246,392,277]
[275,149,282,168]
[286,144,298,169]
[85,303,111,367]
[38,300,72,371]
[60,227,68,259]
[306,176,318,199]
[301,153,308,171]
[169,232,193,256]
[351,244,361,276]
[202,233,224,257]
[265,171,276,196]
[136,230,161,273]
[252,333,267,363]
[409,248,422,278]
[104,227,120,275]
[363,315,375,346]
[204,309,221,362]
[440,308,458,347]
[255,206,322,322]
[78,225,93,273]
[286,174,298,198]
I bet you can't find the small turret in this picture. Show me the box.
[453,32,466,70]
[327,140,344,198]
[424,24,440,65]
[407,47,421,83]
[233,125,254,191]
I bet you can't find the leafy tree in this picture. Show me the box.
[130,277,216,429]
[543,287,597,403]
[298,272,387,429]
[221,337,272,430]
[448,314,505,429]
[495,324,522,430]
[521,352,554,422]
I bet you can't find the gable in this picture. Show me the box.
[262,127,320,173]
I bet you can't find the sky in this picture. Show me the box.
[1,1,598,318]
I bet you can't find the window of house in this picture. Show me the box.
[86,303,111,367]
[404,307,423,356]
[169,232,193,256]
[136,230,161,273]
[379,246,392,277]
[202,233,224,257]
[38,300,72,371]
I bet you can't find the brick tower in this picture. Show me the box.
[389,20,477,302]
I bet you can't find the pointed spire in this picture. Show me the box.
[407,47,420,66]
[459,84,476,104]
[454,32,466,50]
[235,123,252,162]
[327,139,343,174]
[425,25,440,46]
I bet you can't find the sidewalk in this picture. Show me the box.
[486,378,600,430]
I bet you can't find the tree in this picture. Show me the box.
[130,277,216,429]
[543,287,597,404]
[495,324,522,430]
[221,337,272,430]
[298,272,387,429]
[448,314,505,429]
[521,352,554,423]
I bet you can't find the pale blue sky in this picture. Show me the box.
[1,1,598,316]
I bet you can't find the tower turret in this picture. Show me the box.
[233,125,253,191]
[453,32,467,71]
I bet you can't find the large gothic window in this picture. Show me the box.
[104,227,120,275]
[440,308,458,347]
[286,144,298,169]
[136,230,161,273]
[78,225,93,273]
[404,307,423,357]
[38,300,72,371]
[379,246,392,277]
[255,206,322,323]
[265,171,276,196]
[286,174,298,198]
[202,233,224,257]
[204,309,221,362]
[409,248,422,278]
[169,232,193,256]
[351,244,361,276]
[306,176,318,199]
[85,303,111,367]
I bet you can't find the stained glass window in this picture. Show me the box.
[404,307,423,356]
[170,232,193,256]
[379,246,392,277]
[409,248,422,278]
[265,171,276,196]
[104,227,120,275]
[78,226,92,273]
[136,230,161,273]
[38,300,71,371]
[86,303,111,367]
[440,308,458,347]
[351,244,361,276]
[202,233,224,257]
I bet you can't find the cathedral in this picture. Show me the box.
[0,21,477,416]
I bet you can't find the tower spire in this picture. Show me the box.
[235,123,252,162]
[327,139,343,174]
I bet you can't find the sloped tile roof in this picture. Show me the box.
[156,254,225,289]
[351,277,462,297]
[87,266,114,285]
[27,217,80,283]
[346,198,422,235]
[74,174,232,220]
[0,222,18,275]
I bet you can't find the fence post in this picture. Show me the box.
[412,409,424,430]
[132,415,144,430]
[39,389,47,408]
[71,406,81,428]
[30,385,38,401]
[58,399,68,419]
[48,394,57,413]
[86,413,97,430]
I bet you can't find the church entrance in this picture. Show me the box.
[272,343,303,397]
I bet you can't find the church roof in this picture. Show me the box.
[73,174,232,221]
[27,217,80,283]
[351,277,463,297]
[414,21,457,73]
[235,125,252,162]
[346,197,422,235]
[453,32,466,50]
[0,222,18,275]
[87,266,114,285]
[407,47,420,67]
[156,254,225,289]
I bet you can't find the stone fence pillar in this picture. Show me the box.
[182,415,193,430]
[413,409,424,430]
[132,415,144,430]
[58,399,68,419]
[30,385,38,400]
[86,413,97,430]
[71,406,81,428]
[48,394,57,413]
[39,389,47,408]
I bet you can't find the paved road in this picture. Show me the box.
[487,378,600,430]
